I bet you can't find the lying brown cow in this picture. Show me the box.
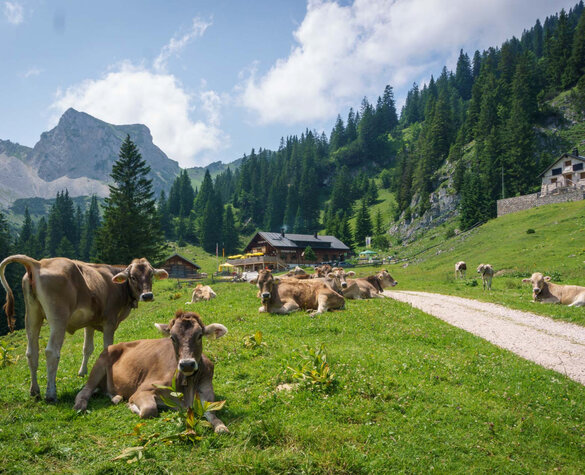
[336,269,398,299]
[312,264,333,279]
[477,264,494,290]
[522,272,585,306]
[74,310,228,432]
[186,284,217,304]
[252,269,344,316]
[284,266,311,279]
[455,261,467,279]
[0,255,168,401]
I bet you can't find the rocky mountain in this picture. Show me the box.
[0,109,182,207]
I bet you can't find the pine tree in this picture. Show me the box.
[222,205,239,255]
[455,50,473,100]
[157,191,173,239]
[17,207,35,256]
[374,209,384,236]
[35,217,47,259]
[179,170,195,217]
[96,135,166,264]
[200,190,223,253]
[329,115,346,152]
[564,10,585,87]
[80,195,101,261]
[353,199,373,247]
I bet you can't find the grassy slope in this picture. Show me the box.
[1,265,585,472]
[387,199,585,325]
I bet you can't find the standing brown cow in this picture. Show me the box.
[454,261,467,279]
[0,255,168,401]
[74,310,228,432]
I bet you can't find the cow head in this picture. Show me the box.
[155,310,227,376]
[477,264,487,275]
[323,272,344,294]
[112,258,169,303]
[377,269,398,288]
[255,269,275,303]
[522,272,550,298]
[329,268,349,289]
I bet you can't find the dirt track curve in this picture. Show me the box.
[384,290,585,385]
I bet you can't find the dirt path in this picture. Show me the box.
[384,290,585,385]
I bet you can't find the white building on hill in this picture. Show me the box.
[540,148,585,195]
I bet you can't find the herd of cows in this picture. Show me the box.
[1,252,585,434]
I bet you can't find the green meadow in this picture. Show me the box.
[1,201,585,473]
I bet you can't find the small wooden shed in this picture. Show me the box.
[161,253,201,279]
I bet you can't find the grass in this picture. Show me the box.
[1,273,585,472]
[385,200,585,326]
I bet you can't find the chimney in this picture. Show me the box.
[281,228,285,237]
[573,147,579,157]
[314,231,318,238]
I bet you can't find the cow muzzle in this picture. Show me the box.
[533,288,541,295]
[178,359,198,375]
[140,292,154,302]
[341,282,348,288]
[261,292,271,302]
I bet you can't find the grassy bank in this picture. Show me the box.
[1,275,585,473]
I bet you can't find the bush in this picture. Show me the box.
[444,228,456,239]
[526,229,536,234]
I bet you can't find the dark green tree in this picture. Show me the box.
[353,199,373,247]
[222,205,239,255]
[80,195,101,261]
[303,245,317,262]
[96,135,166,264]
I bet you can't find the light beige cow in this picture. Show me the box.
[186,284,217,304]
[252,269,345,316]
[74,310,229,432]
[335,269,398,299]
[455,261,467,279]
[522,272,585,306]
[0,255,168,401]
[477,264,494,290]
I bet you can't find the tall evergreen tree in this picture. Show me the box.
[222,205,239,255]
[96,135,166,264]
[17,207,35,256]
[80,195,101,261]
[353,199,373,247]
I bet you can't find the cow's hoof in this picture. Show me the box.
[45,395,57,403]
[214,424,229,434]
[111,395,123,405]
[78,369,87,377]
[30,388,41,400]
[73,400,87,412]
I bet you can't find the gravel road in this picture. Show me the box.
[384,290,585,385]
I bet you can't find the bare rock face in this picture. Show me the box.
[28,108,180,193]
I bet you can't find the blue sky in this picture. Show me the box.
[1,0,579,168]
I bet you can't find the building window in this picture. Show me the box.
[581,172,585,180]
[551,178,557,184]
[573,163,584,171]
[552,168,562,176]
[565,160,572,167]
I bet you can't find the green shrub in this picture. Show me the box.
[526,228,536,234]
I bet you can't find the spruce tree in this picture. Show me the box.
[96,135,166,264]
[354,199,373,247]
[80,195,101,261]
[17,207,35,256]
[222,205,239,255]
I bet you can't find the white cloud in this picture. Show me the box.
[23,67,41,78]
[154,17,212,72]
[4,1,23,24]
[241,0,574,124]
[50,63,226,168]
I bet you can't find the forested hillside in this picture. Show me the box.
[170,1,585,246]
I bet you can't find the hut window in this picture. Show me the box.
[552,168,562,176]
[551,178,557,184]
[573,163,584,171]
[581,172,585,180]
[565,160,572,167]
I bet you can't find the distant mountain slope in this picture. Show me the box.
[28,108,180,192]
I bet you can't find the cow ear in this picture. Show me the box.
[249,278,258,285]
[155,323,171,335]
[347,271,356,277]
[112,271,129,284]
[544,276,551,281]
[154,268,169,280]
[522,278,531,284]
[204,323,228,339]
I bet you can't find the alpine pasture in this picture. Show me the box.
[2,202,585,473]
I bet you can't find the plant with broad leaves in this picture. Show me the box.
[0,343,18,368]
[287,344,336,391]
[243,330,267,349]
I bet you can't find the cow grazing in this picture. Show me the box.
[0,255,168,401]
[186,284,217,304]
[522,272,585,306]
[74,310,229,432]
[252,269,345,316]
[455,261,467,279]
[477,264,494,290]
[337,269,398,299]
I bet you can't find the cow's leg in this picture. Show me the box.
[198,382,228,433]
[78,327,95,376]
[44,316,67,402]
[24,300,43,399]
[128,390,158,418]
[310,295,329,316]
[102,321,116,349]
[74,350,108,411]
[280,300,300,314]
[569,299,585,307]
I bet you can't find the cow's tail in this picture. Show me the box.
[0,254,40,332]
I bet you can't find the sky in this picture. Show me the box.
[1,0,580,169]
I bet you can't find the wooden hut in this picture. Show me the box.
[161,253,202,279]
